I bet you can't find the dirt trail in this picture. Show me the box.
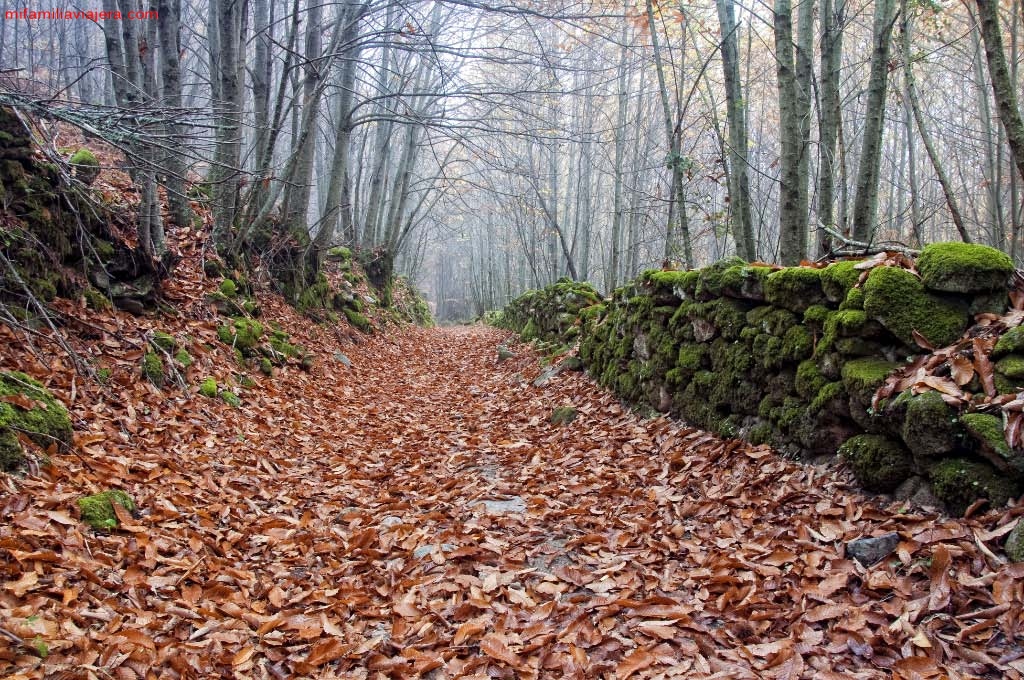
[2,325,1022,679]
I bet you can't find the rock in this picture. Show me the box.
[475,496,527,515]
[838,434,914,492]
[846,532,900,567]
[928,458,1019,515]
[497,345,515,362]
[413,543,457,559]
[764,267,827,313]
[0,371,73,471]
[77,490,135,530]
[1006,521,1024,562]
[901,391,961,461]
[333,351,352,367]
[917,242,1014,294]
[961,412,1024,475]
[862,265,969,348]
[550,405,578,425]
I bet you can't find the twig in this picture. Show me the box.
[816,222,921,259]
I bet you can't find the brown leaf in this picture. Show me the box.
[305,638,352,667]
[616,649,656,679]
[479,633,521,667]
[974,337,996,396]
[949,355,975,386]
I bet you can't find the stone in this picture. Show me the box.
[550,405,578,425]
[1006,521,1024,562]
[917,242,1014,294]
[497,345,515,362]
[475,496,527,515]
[333,351,352,367]
[846,532,900,567]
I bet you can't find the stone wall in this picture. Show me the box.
[501,244,1024,513]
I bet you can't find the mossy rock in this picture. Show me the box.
[77,490,134,530]
[917,242,1014,294]
[752,333,785,371]
[748,306,797,336]
[83,287,112,311]
[695,257,747,299]
[810,381,846,414]
[961,412,1023,475]
[217,317,264,354]
[839,434,914,492]
[221,391,241,407]
[717,264,772,300]
[901,390,961,461]
[152,330,179,352]
[968,290,1008,316]
[344,308,372,333]
[1006,521,1024,562]
[839,287,865,311]
[174,349,193,368]
[863,266,968,347]
[142,352,164,387]
[993,326,1024,359]
[802,304,831,331]
[0,372,73,471]
[781,325,814,362]
[841,357,899,406]
[69,148,100,185]
[820,260,864,302]
[199,377,218,398]
[764,267,826,313]
[995,354,1024,381]
[929,458,1019,515]
[219,279,238,298]
[260,358,274,376]
[326,246,353,261]
[550,405,578,425]
[795,359,827,399]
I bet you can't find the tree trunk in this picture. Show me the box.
[774,0,806,264]
[851,0,897,243]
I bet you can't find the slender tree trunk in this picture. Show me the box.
[976,0,1024,200]
[608,3,628,290]
[774,0,806,264]
[158,0,191,228]
[715,0,755,260]
[851,0,897,243]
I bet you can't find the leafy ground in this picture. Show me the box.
[2,258,1024,677]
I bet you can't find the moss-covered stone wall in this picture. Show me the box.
[500,244,1024,514]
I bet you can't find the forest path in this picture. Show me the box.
[3,325,1021,679]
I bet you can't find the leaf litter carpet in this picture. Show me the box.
[2,325,1024,679]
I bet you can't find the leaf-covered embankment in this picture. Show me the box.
[2,306,1023,677]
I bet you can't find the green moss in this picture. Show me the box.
[521,318,539,341]
[764,267,826,312]
[297,274,332,311]
[174,349,193,368]
[95,367,112,384]
[862,266,968,347]
[717,264,772,300]
[995,354,1024,380]
[217,318,264,354]
[203,259,223,277]
[152,330,178,352]
[327,246,353,260]
[841,357,898,405]
[550,405,578,425]
[994,326,1024,359]
[749,307,797,336]
[781,325,814,362]
[199,378,218,398]
[802,304,831,329]
[839,287,865,311]
[929,458,1019,515]
[260,358,274,376]
[917,242,1014,293]
[961,412,1022,475]
[83,287,111,311]
[344,308,372,333]
[69,148,100,184]
[0,372,73,471]
[142,352,164,387]
[820,260,864,302]
[220,279,238,298]
[753,333,785,370]
[839,434,914,492]
[693,257,748,299]
[795,359,827,399]
[77,490,134,530]
[810,381,845,413]
[221,391,241,407]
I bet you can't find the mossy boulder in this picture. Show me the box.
[219,279,238,298]
[863,266,968,347]
[820,260,864,302]
[142,352,164,387]
[221,391,241,407]
[152,330,179,352]
[839,434,914,492]
[217,317,264,354]
[326,246,352,261]
[77,490,134,530]
[0,372,73,471]
[841,358,898,406]
[961,412,1023,475]
[993,326,1024,359]
[199,377,218,398]
[1006,522,1024,562]
[716,264,772,300]
[344,308,372,333]
[995,354,1024,381]
[69,148,100,185]
[901,390,961,460]
[763,267,826,313]
[917,242,1014,294]
[929,458,1019,515]
[175,349,193,368]
[795,359,827,399]
[695,257,746,299]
